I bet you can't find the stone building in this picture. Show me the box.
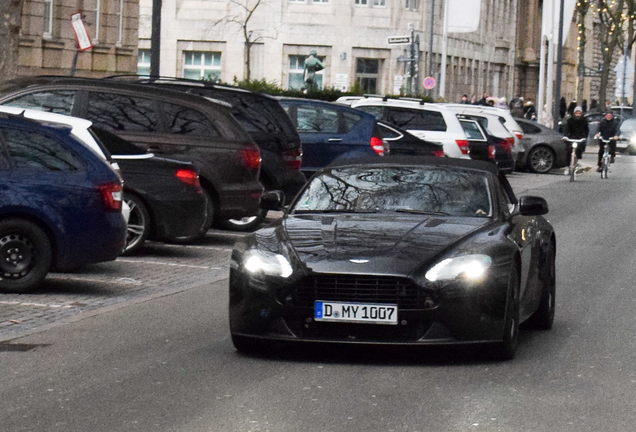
[18,0,139,77]
[138,0,519,102]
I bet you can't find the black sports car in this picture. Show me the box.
[92,127,208,254]
[229,157,556,360]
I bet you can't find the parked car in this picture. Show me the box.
[230,156,556,360]
[337,96,469,158]
[377,121,445,157]
[515,118,569,173]
[442,104,523,161]
[91,127,208,254]
[0,76,263,233]
[106,76,307,231]
[277,97,387,178]
[458,117,515,174]
[0,112,127,293]
[617,118,636,154]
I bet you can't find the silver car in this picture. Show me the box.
[515,119,569,173]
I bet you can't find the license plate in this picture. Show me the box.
[314,301,398,325]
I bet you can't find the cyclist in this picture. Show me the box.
[595,111,620,172]
[562,106,588,175]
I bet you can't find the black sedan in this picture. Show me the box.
[92,128,208,254]
[229,157,556,360]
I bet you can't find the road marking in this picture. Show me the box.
[116,259,222,270]
[147,243,232,252]
[0,300,73,309]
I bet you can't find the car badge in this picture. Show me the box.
[350,259,369,264]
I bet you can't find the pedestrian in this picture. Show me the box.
[567,100,577,116]
[460,94,469,104]
[582,99,588,113]
[477,92,488,106]
[560,97,567,119]
[510,97,524,118]
[523,101,536,120]
[496,97,507,109]
[470,94,477,104]
[589,99,599,113]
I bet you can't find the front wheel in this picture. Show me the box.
[0,219,52,293]
[527,245,556,330]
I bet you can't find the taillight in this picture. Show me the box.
[175,168,200,188]
[500,139,513,153]
[370,136,385,156]
[282,148,303,170]
[98,182,123,212]
[433,149,445,158]
[488,145,496,160]
[456,139,469,155]
[514,131,523,140]
[506,137,515,148]
[241,148,261,170]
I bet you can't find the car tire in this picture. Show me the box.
[218,209,267,232]
[0,219,52,293]
[527,146,555,174]
[123,193,150,255]
[494,263,520,360]
[528,245,556,330]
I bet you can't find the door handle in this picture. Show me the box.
[328,138,342,142]
[147,146,162,154]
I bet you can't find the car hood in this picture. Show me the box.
[278,214,491,276]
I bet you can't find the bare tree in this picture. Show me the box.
[225,0,277,81]
[0,0,24,80]
[595,0,626,105]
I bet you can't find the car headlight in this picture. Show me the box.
[243,249,293,278]
[630,136,636,145]
[425,254,492,282]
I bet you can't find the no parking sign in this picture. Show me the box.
[423,76,436,90]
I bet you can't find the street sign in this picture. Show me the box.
[387,36,412,45]
[70,12,93,51]
[423,76,436,90]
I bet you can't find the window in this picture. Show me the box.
[43,0,53,36]
[289,55,324,90]
[93,0,102,43]
[296,105,339,133]
[405,0,418,10]
[387,108,447,132]
[183,51,221,81]
[356,105,384,119]
[86,93,158,132]
[1,127,83,172]
[356,59,380,94]
[162,103,220,137]
[356,0,385,5]
[117,0,124,44]
[4,91,76,115]
[460,120,486,140]
[137,49,151,76]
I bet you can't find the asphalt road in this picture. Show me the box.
[2,157,636,432]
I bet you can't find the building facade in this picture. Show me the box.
[139,0,519,102]
[18,0,139,77]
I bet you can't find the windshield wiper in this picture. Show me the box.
[394,208,449,216]
[293,208,379,214]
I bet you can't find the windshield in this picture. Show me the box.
[293,165,493,217]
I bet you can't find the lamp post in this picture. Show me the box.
[150,0,162,78]
[553,0,565,130]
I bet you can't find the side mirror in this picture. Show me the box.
[260,190,285,211]
[518,196,549,216]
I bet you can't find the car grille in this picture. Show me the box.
[278,274,437,310]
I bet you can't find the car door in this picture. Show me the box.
[459,119,491,161]
[285,102,370,175]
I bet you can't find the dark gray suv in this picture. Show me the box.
[0,76,264,231]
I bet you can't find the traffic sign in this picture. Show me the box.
[387,36,411,45]
[423,76,436,90]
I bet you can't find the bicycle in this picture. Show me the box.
[562,137,586,182]
[598,137,613,179]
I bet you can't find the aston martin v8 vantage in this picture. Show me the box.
[229,157,556,359]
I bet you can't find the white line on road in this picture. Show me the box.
[116,259,223,270]
[0,300,73,309]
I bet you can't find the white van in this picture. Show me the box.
[346,97,470,159]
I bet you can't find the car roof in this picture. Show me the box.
[350,97,452,112]
[323,155,499,175]
[0,76,233,110]
[277,97,378,116]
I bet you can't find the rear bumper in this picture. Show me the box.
[216,180,264,220]
[147,192,208,240]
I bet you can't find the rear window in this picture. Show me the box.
[0,126,83,171]
[296,105,339,133]
[519,122,542,134]
[87,92,158,132]
[460,121,486,140]
[386,108,447,132]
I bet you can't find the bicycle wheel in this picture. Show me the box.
[569,159,576,182]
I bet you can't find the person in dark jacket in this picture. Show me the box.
[562,107,589,175]
[595,111,620,171]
